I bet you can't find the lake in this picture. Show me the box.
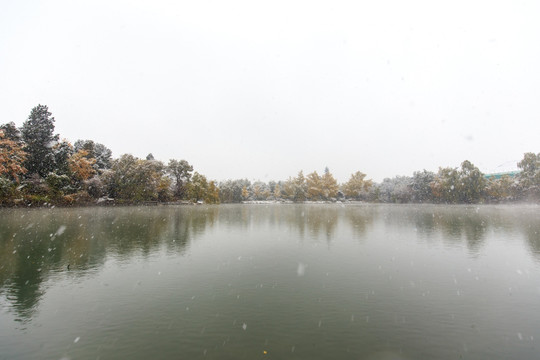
[1,204,539,359]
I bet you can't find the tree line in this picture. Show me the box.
[0,105,218,205]
[1,105,539,206]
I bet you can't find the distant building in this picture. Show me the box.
[484,171,520,180]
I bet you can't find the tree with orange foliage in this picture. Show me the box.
[69,149,96,182]
[0,129,27,182]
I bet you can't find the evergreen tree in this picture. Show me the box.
[74,140,112,172]
[0,122,22,143]
[21,105,59,177]
[53,140,74,175]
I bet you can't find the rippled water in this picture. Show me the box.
[1,204,539,359]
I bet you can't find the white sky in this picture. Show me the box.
[1,0,539,182]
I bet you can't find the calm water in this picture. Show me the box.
[1,204,539,360]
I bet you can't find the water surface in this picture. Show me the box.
[1,204,539,359]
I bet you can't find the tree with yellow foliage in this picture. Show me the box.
[205,180,220,204]
[321,167,339,200]
[273,184,281,199]
[306,171,323,200]
[241,185,250,200]
[69,149,96,182]
[342,171,372,200]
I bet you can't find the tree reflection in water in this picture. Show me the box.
[1,204,538,323]
[0,206,218,322]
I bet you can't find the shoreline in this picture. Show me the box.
[2,199,535,210]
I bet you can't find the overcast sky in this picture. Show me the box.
[1,0,539,182]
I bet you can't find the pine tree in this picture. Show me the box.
[21,105,59,177]
[74,139,112,172]
[0,122,22,143]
